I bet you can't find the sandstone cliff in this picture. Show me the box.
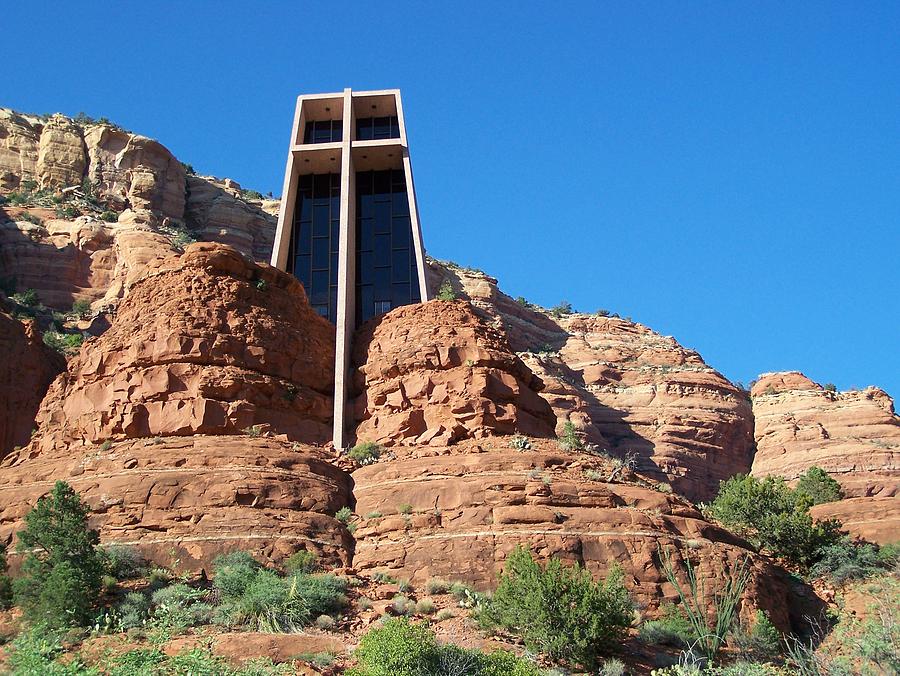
[0,109,275,312]
[0,306,65,455]
[0,244,350,570]
[751,371,899,543]
[426,260,755,502]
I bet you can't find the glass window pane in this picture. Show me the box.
[299,196,312,220]
[392,218,411,248]
[360,285,374,322]
[359,219,374,251]
[358,251,373,283]
[312,237,330,267]
[374,233,390,261]
[293,255,310,285]
[311,271,329,304]
[392,250,410,281]
[374,267,390,299]
[359,193,374,216]
[313,174,330,198]
[313,205,329,236]
[392,283,410,306]
[295,221,311,254]
[374,171,390,194]
[392,192,409,215]
[330,253,339,284]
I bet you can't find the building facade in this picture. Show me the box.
[271,89,429,448]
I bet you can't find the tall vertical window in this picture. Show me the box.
[288,173,341,322]
[303,119,342,144]
[356,116,400,140]
[355,169,420,324]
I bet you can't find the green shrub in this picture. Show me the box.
[20,212,43,225]
[809,538,893,583]
[315,613,335,629]
[43,331,84,354]
[218,569,310,632]
[707,473,843,567]
[99,210,118,222]
[103,543,145,580]
[509,435,532,451]
[283,549,318,575]
[291,573,348,615]
[481,546,632,670]
[436,280,456,301]
[549,301,573,317]
[335,506,353,523]
[11,288,38,307]
[747,610,782,658]
[794,466,843,505]
[150,583,213,630]
[557,420,584,451]
[349,441,382,465]
[639,604,696,648]
[824,383,837,392]
[349,617,438,675]
[599,658,626,676]
[114,591,150,630]
[55,204,80,219]
[0,543,12,609]
[658,546,751,661]
[425,577,451,595]
[348,617,542,676]
[13,481,105,628]
[213,550,263,598]
[70,299,92,319]
[415,598,435,615]
[398,503,413,515]
[6,626,96,675]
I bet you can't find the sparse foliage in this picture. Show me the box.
[436,280,457,301]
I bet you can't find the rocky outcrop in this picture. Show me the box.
[351,439,812,632]
[0,243,349,570]
[751,372,899,543]
[185,175,276,263]
[427,261,755,502]
[14,243,335,455]
[0,309,65,456]
[351,300,556,446]
[0,109,277,313]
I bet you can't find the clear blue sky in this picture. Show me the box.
[4,2,898,398]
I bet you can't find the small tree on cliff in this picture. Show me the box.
[13,481,105,627]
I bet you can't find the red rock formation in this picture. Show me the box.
[15,242,335,454]
[0,244,349,570]
[351,439,808,631]
[0,309,65,456]
[427,260,755,502]
[751,372,899,543]
[351,300,556,446]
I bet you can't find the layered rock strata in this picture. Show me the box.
[0,244,349,570]
[751,372,899,543]
[351,301,556,446]
[427,260,755,502]
[351,439,808,632]
[0,308,65,456]
[0,109,276,313]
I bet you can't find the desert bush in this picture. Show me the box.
[549,301,573,317]
[0,543,12,609]
[5,626,95,675]
[794,466,842,505]
[436,280,457,301]
[809,538,892,583]
[103,544,146,580]
[55,204,80,219]
[43,331,84,354]
[13,481,105,628]
[100,210,118,222]
[335,506,353,523]
[391,594,415,615]
[284,549,318,575]
[557,420,584,452]
[315,613,335,629]
[436,608,453,621]
[639,604,697,648]
[70,298,92,319]
[150,583,213,630]
[824,383,837,392]
[348,617,542,676]
[415,598,435,615]
[729,609,782,659]
[114,591,151,630]
[707,473,843,567]
[11,288,38,306]
[481,546,632,670]
[349,441,382,465]
[599,658,626,676]
[214,551,263,597]
[658,546,751,660]
[425,577,451,595]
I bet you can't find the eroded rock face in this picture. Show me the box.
[351,439,812,631]
[351,301,556,446]
[185,176,276,263]
[427,261,755,502]
[12,242,335,457]
[751,372,900,543]
[0,435,353,571]
[0,243,350,570]
[0,309,65,456]
[0,109,278,315]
